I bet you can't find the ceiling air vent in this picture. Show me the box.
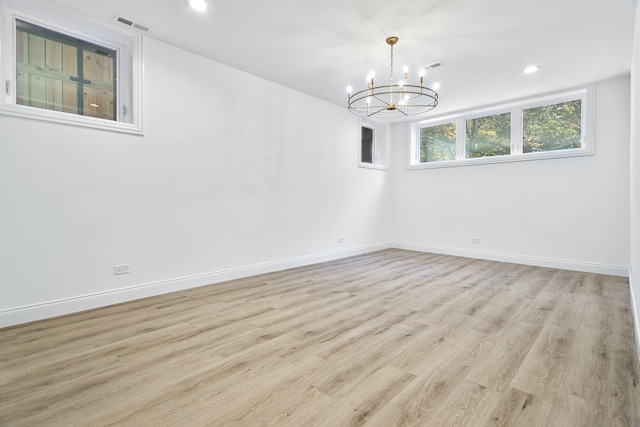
[115,16,150,32]
[421,61,442,70]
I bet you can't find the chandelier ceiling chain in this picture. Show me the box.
[389,37,394,86]
[347,36,439,118]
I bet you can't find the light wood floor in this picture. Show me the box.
[1,249,639,426]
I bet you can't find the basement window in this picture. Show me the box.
[420,121,456,163]
[358,117,388,170]
[0,0,143,134]
[15,19,118,120]
[361,126,374,163]
[465,112,511,158]
[410,86,593,168]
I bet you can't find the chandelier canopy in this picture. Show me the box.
[347,36,439,118]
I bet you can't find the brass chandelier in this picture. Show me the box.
[347,36,439,118]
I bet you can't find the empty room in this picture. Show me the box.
[1,0,640,425]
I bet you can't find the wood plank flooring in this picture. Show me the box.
[1,249,639,426]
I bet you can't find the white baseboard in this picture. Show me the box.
[0,242,392,329]
[394,242,630,277]
[1,241,631,329]
[629,266,640,363]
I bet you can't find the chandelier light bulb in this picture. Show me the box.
[403,65,409,74]
[347,86,352,95]
[433,82,440,92]
[398,80,404,88]
[367,71,375,83]
[419,69,426,84]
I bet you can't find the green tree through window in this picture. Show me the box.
[466,113,511,158]
[412,90,587,167]
[523,100,581,153]
[420,122,456,162]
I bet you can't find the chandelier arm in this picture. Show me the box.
[366,106,389,117]
[403,95,438,105]
[348,102,388,114]
[372,94,392,107]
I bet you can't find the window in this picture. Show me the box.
[1,0,143,134]
[410,87,592,168]
[420,122,456,162]
[358,117,388,170]
[16,19,117,120]
[361,126,374,164]
[465,112,511,158]
[523,100,581,153]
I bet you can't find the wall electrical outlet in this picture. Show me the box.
[472,238,481,244]
[114,264,130,275]
[338,237,345,243]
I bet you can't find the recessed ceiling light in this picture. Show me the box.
[524,65,540,74]
[188,0,207,12]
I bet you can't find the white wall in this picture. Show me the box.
[630,0,640,354]
[390,76,631,275]
[0,37,392,326]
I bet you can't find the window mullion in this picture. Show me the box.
[511,107,523,155]
[456,118,465,160]
[76,41,85,115]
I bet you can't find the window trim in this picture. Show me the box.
[0,0,143,135]
[408,85,594,170]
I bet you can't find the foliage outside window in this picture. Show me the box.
[523,100,581,153]
[466,113,511,158]
[420,122,456,162]
[411,87,591,168]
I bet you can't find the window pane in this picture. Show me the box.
[523,100,581,153]
[15,19,117,121]
[466,113,511,158]
[361,126,374,163]
[420,122,456,162]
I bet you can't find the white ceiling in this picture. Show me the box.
[54,0,636,121]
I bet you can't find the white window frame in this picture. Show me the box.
[409,85,594,169]
[0,0,143,135]
[358,116,388,170]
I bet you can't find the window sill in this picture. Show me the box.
[359,162,388,171]
[0,104,143,135]
[408,148,594,170]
